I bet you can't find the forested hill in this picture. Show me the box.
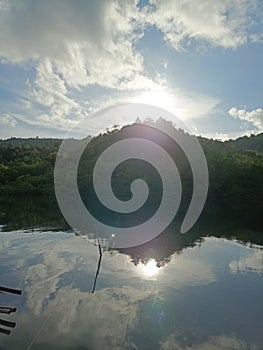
[225,133,263,151]
[0,137,63,148]
[0,121,262,229]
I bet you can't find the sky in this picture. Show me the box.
[0,0,262,140]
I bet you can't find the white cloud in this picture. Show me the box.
[145,0,260,50]
[0,113,17,127]
[30,59,83,129]
[0,0,260,69]
[228,107,263,130]
[0,0,161,131]
[0,0,147,89]
[0,0,261,134]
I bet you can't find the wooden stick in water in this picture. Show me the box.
[0,307,16,314]
[0,327,11,335]
[0,286,22,295]
[0,319,16,328]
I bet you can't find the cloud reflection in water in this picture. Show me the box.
[0,231,262,349]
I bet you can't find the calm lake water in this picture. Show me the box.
[0,198,263,349]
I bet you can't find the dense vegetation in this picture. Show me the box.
[0,120,262,231]
[0,137,62,194]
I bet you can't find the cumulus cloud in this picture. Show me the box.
[228,107,263,130]
[0,0,259,67]
[0,0,147,89]
[0,113,17,127]
[0,0,161,129]
[145,0,260,50]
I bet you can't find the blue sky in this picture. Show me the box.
[0,0,262,139]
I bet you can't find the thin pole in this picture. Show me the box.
[91,239,103,294]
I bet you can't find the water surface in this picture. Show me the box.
[0,227,262,350]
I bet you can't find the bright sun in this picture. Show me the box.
[131,89,177,114]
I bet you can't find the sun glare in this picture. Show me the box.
[139,258,159,278]
[131,89,177,115]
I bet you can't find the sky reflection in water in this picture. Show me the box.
[0,230,262,350]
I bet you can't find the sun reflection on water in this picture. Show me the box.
[139,258,160,278]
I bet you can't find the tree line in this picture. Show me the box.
[0,120,262,230]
